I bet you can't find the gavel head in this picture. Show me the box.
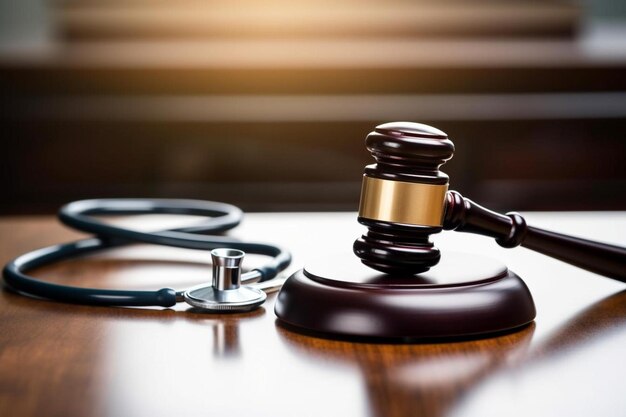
[353,122,455,274]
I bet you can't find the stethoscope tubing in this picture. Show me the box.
[3,199,292,308]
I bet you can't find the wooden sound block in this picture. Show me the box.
[275,252,536,340]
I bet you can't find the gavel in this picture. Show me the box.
[275,121,625,339]
[353,122,626,282]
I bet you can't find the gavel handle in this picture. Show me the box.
[443,191,626,282]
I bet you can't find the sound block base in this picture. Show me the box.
[275,252,536,340]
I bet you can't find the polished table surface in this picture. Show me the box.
[0,211,625,417]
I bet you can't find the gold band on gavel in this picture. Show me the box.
[358,176,448,227]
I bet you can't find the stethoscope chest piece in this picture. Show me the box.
[184,286,266,312]
[184,248,267,312]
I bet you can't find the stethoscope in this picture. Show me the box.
[2,199,292,312]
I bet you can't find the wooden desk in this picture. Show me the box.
[0,212,624,417]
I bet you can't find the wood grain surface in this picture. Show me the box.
[0,212,625,417]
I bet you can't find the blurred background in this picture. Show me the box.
[1,0,625,214]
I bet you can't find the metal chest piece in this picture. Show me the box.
[184,248,266,312]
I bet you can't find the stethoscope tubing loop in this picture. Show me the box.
[2,199,292,308]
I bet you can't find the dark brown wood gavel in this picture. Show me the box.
[353,122,626,282]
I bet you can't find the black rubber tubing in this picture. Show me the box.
[3,199,292,307]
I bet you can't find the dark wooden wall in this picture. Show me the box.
[2,116,625,214]
[1,1,625,214]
